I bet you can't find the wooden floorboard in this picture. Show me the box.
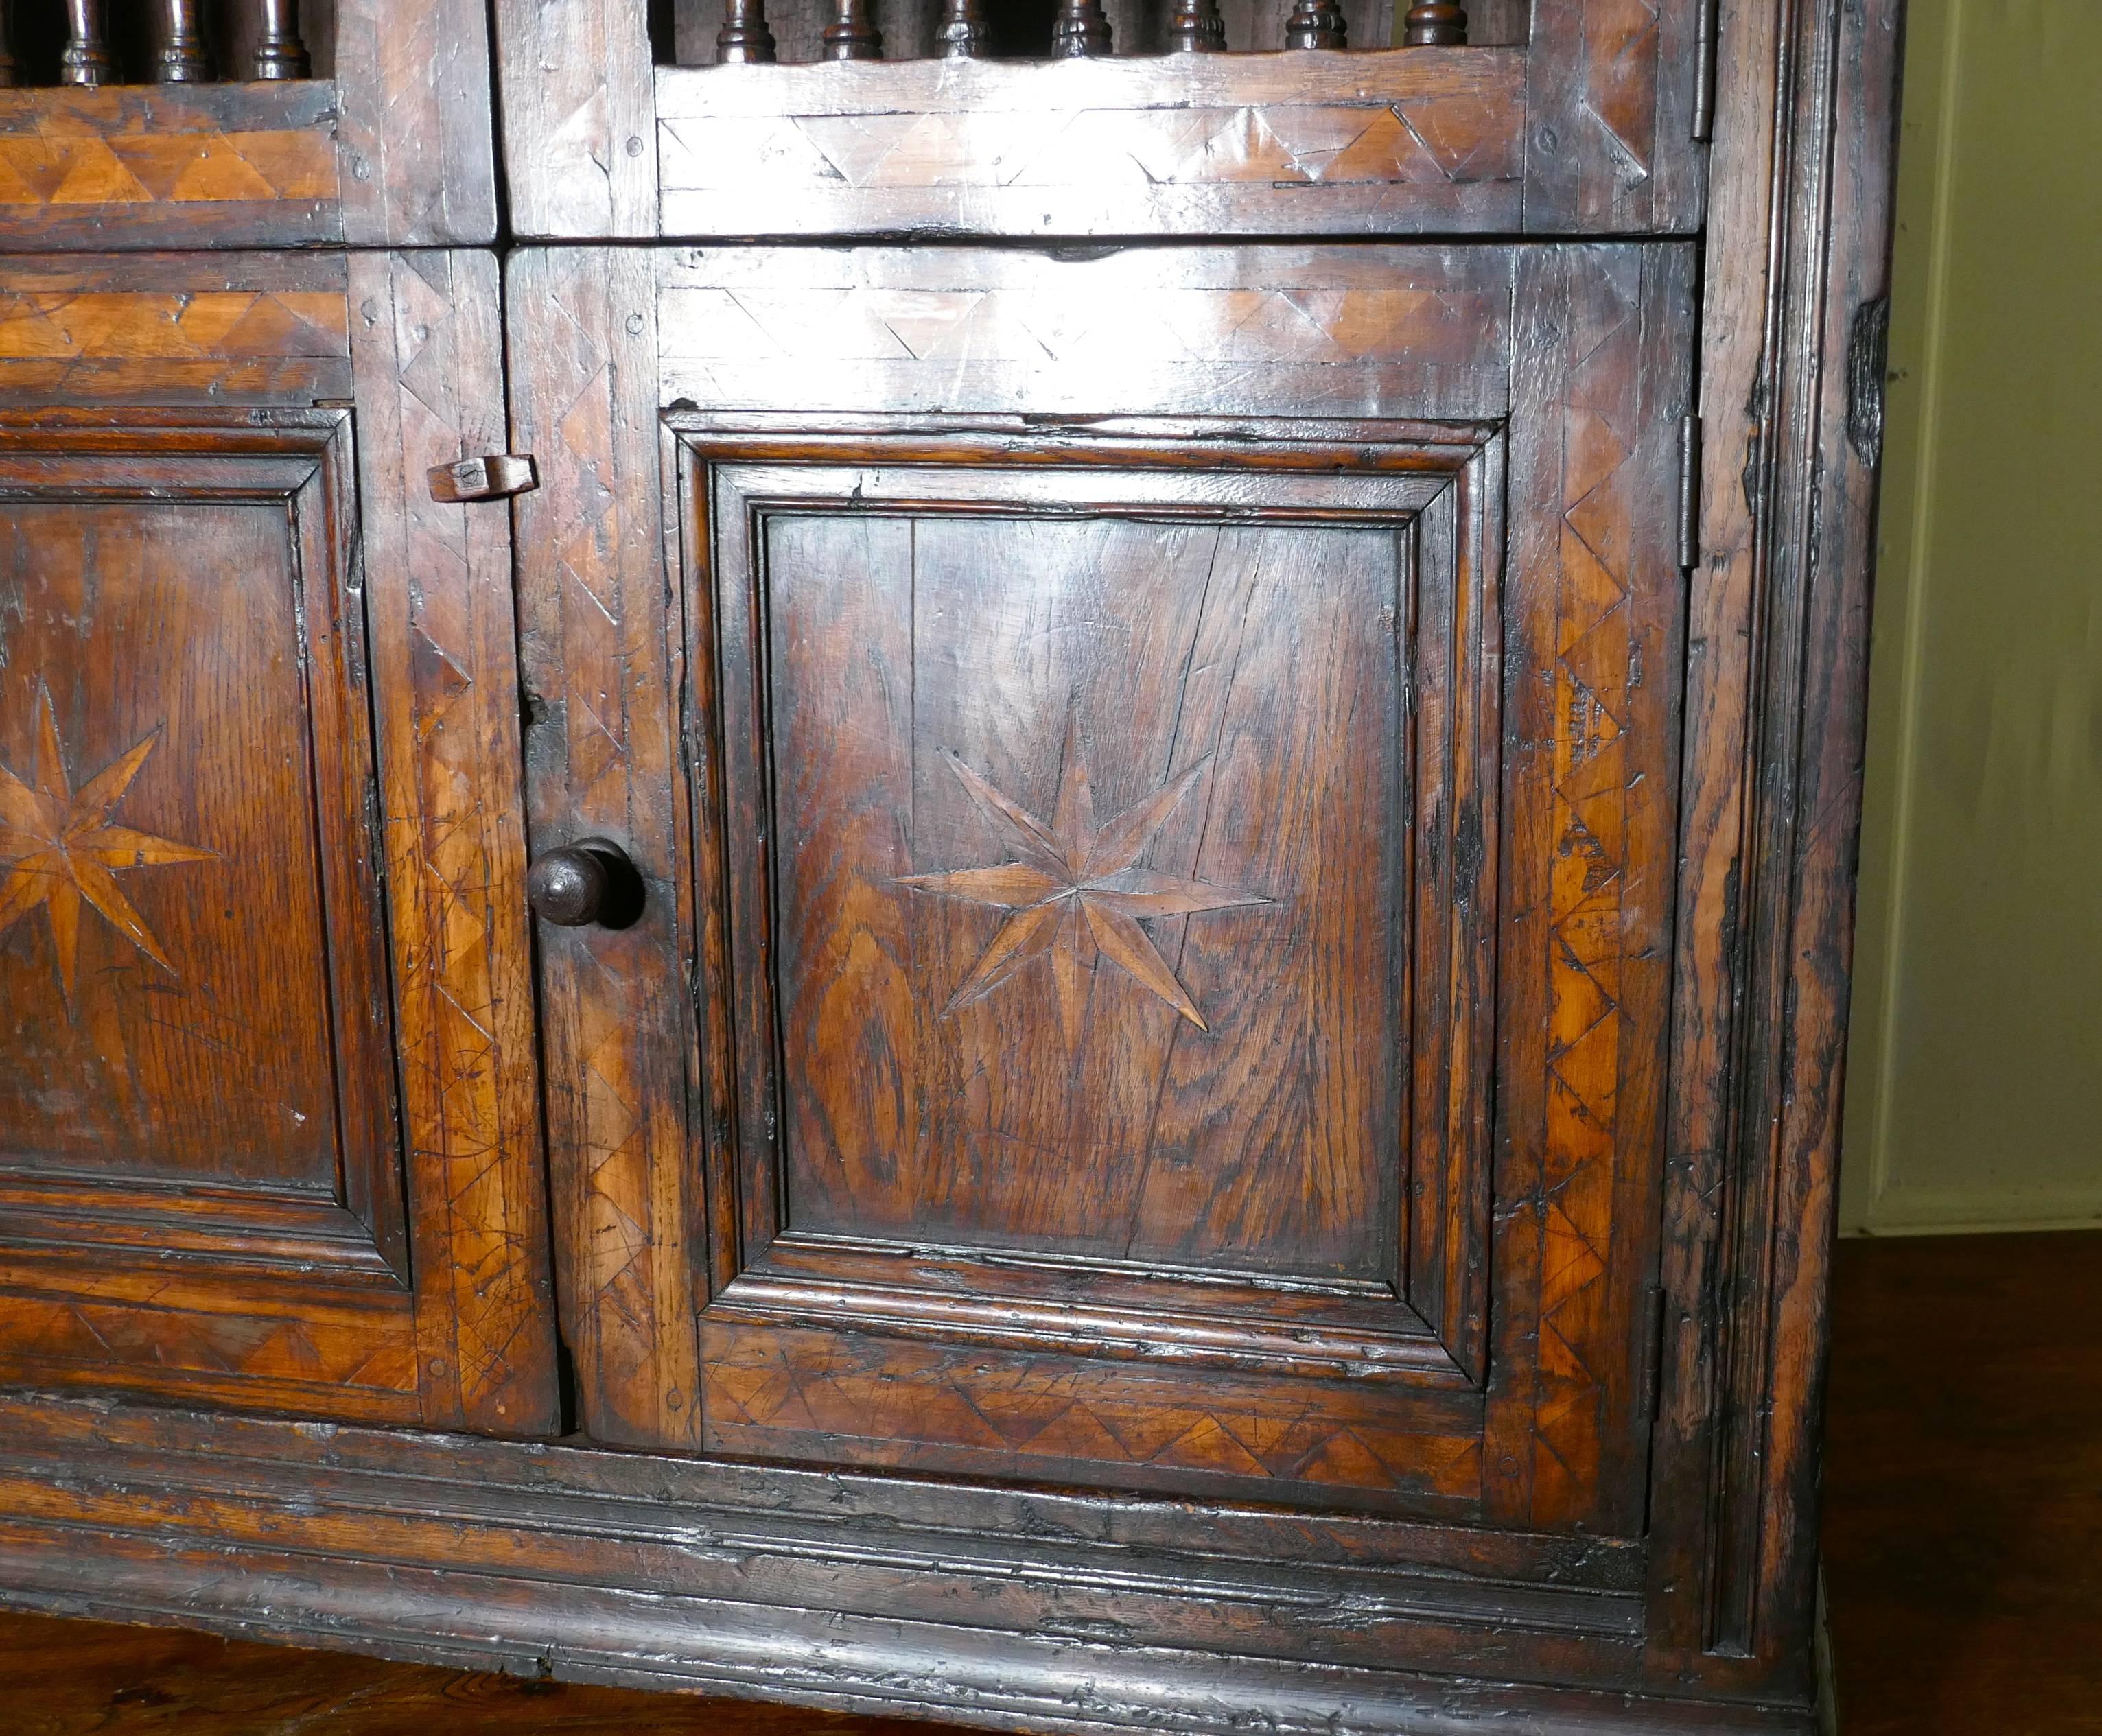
[1821,1228,2102,1735]
[3,1228,2097,1732]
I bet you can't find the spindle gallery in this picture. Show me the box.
[4,0,311,85]
[0,4,1902,1735]
[675,0,1475,61]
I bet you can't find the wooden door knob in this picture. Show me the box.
[527,838,643,930]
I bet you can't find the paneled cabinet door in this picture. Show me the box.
[513,242,1691,1533]
[0,250,559,1435]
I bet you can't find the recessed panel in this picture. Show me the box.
[769,510,1408,1283]
[0,499,342,1190]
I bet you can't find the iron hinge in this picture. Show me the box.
[1677,414,1703,572]
[1639,1283,1670,1421]
[1693,0,1721,141]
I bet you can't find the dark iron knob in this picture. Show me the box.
[527,838,643,930]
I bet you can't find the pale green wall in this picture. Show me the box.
[1840,0,2102,1233]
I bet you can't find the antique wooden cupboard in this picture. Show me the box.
[0,2,1899,1731]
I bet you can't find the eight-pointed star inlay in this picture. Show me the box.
[900,715,1268,1040]
[0,685,215,1011]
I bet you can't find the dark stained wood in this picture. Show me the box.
[684,432,1506,1511]
[154,2,213,82]
[0,252,351,406]
[0,7,492,250]
[719,0,779,63]
[1166,0,1226,54]
[0,248,559,1437]
[1052,0,1113,56]
[0,1608,946,1735]
[1402,1,1467,45]
[1285,0,1347,50]
[505,244,705,1451]
[1821,1230,2102,1736]
[346,248,561,1438]
[0,1230,2086,1735]
[0,84,339,253]
[1646,0,1904,1700]
[935,0,991,58]
[61,2,112,88]
[0,0,1905,1731]
[0,409,421,1420]
[0,1396,1790,1733]
[1521,0,1699,232]
[1482,242,1692,1537]
[253,1,312,80]
[562,235,1685,1529]
[820,0,881,58]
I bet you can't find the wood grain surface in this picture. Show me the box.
[0,1230,2082,1734]
[347,250,561,1438]
[0,253,352,407]
[639,237,1690,1525]
[0,411,421,1422]
[0,82,339,252]
[513,0,1700,239]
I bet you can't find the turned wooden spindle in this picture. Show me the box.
[821,0,882,60]
[717,0,777,61]
[1167,0,1226,52]
[156,0,214,80]
[253,0,311,78]
[1401,2,1467,45]
[935,0,990,58]
[1285,0,1346,49]
[1051,0,1111,57]
[62,0,114,84]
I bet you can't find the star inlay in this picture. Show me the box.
[0,685,215,1011]
[900,715,1267,1040]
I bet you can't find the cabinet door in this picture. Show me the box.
[0,251,558,1434]
[513,242,1690,1533]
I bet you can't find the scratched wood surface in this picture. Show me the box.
[0,83,340,253]
[506,246,705,1449]
[0,1231,2078,1734]
[1645,0,1904,1698]
[587,237,1693,1527]
[0,1,494,250]
[0,410,421,1422]
[654,50,1529,237]
[506,0,1695,239]
[0,246,558,1435]
[0,252,352,406]
[347,249,561,1437]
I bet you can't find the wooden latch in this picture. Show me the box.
[428,454,539,504]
